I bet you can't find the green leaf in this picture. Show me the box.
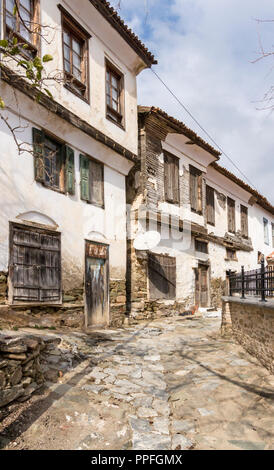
[45,89,53,99]
[13,37,18,45]
[13,5,17,15]
[42,54,53,63]
[22,44,29,49]
[10,46,20,56]
[0,98,5,109]
[0,39,9,48]
[33,56,42,68]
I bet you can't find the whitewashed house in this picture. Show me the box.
[126,107,274,318]
[0,0,156,327]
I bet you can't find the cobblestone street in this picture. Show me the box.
[0,314,273,450]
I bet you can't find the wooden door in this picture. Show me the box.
[195,265,209,308]
[10,224,61,303]
[148,253,176,300]
[85,241,109,327]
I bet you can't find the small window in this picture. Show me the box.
[164,152,179,204]
[32,128,75,195]
[189,165,203,214]
[226,248,237,261]
[240,205,248,238]
[106,61,124,126]
[263,218,269,245]
[80,154,104,208]
[206,185,215,226]
[4,0,40,58]
[227,197,236,234]
[61,9,90,101]
[195,239,208,254]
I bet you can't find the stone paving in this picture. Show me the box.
[0,314,273,450]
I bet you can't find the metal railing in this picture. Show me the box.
[228,259,274,302]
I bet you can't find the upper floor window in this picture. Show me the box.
[189,165,202,214]
[32,128,75,195]
[195,239,208,254]
[240,204,248,238]
[164,152,179,204]
[60,7,90,101]
[80,154,104,208]
[263,218,269,245]
[227,197,236,234]
[226,248,237,261]
[206,185,215,226]
[106,61,124,127]
[4,0,40,57]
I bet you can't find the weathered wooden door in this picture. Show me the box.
[85,241,109,327]
[9,223,61,303]
[148,253,176,300]
[195,265,209,308]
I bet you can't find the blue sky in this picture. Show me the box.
[110,0,274,202]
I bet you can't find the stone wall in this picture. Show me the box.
[211,277,226,309]
[0,272,8,305]
[0,331,81,413]
[109,279,127,327]
[221,297,274,373]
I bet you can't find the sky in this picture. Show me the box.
[110,0,274,203]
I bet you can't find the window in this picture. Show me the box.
[240,205,248,238]
[206,185,215,226]
[80,154,104,208]
[195,239,208,254]
[189,165,203,213]
[60,8,90,101]
[4,0,40,57]
[227,197,236,234]
[164,152,179,204]
[148,253,176,300]
[263,218,269,245]
[106,61,124,126]
[226,248,237,261]
[32,128,75,194]
[9,223,61,304]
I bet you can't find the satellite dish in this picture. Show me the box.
[133,231,161,250]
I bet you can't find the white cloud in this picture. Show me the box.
[111,0,274,202]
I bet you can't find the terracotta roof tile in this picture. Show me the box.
[89,1,157,66]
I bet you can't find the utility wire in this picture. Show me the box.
[150,67,259,192]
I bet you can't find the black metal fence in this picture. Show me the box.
[228,259,274,302]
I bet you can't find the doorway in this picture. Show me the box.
[85,241,109,327]
[195,264,209,308]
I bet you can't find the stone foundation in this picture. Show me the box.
[130,299,188,322]
[0,331,81,413]
[211,277,226,309]
[110,279,127,327]
[221,297,274,373]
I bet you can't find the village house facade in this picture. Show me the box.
[126,107,274,319]
[0,0,156,327]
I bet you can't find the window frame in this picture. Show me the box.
[60,6,90,103]
[206,185,215,226]
[227,197,236,234]
[4,0,40,58]
[80,154,105,209]
[263,218,269,245]
[195,239,208,254]
[105,59,125,129]
[226,248,237,261]
[164,151,180,205]
[240,204,248,238]
[189,165,203,214]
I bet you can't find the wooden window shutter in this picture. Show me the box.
[80,154,90,201]
[89,159,104,207]
[32,128,45,183]
[65,146,75,195]
[206,185,215,225]
[164,154,173,202]
[197,174,203,213]
[189,169,196,211]
[240,205,248,238]
[173,157,179,203]
[227,197,236,233]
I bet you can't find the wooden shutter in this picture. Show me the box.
[206,185,215,225]
[164,152,179,203]
[173,157,179,204]
[80,154,90,201]
[240,205,248,238]
[90,159,104,207]
[227,197,236,233]
[10,225,61,303]
[164,153,173,202]
[65,146,75,195]
[190,165,202,212]
[32,128,45,183]
[148,253,176,300]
